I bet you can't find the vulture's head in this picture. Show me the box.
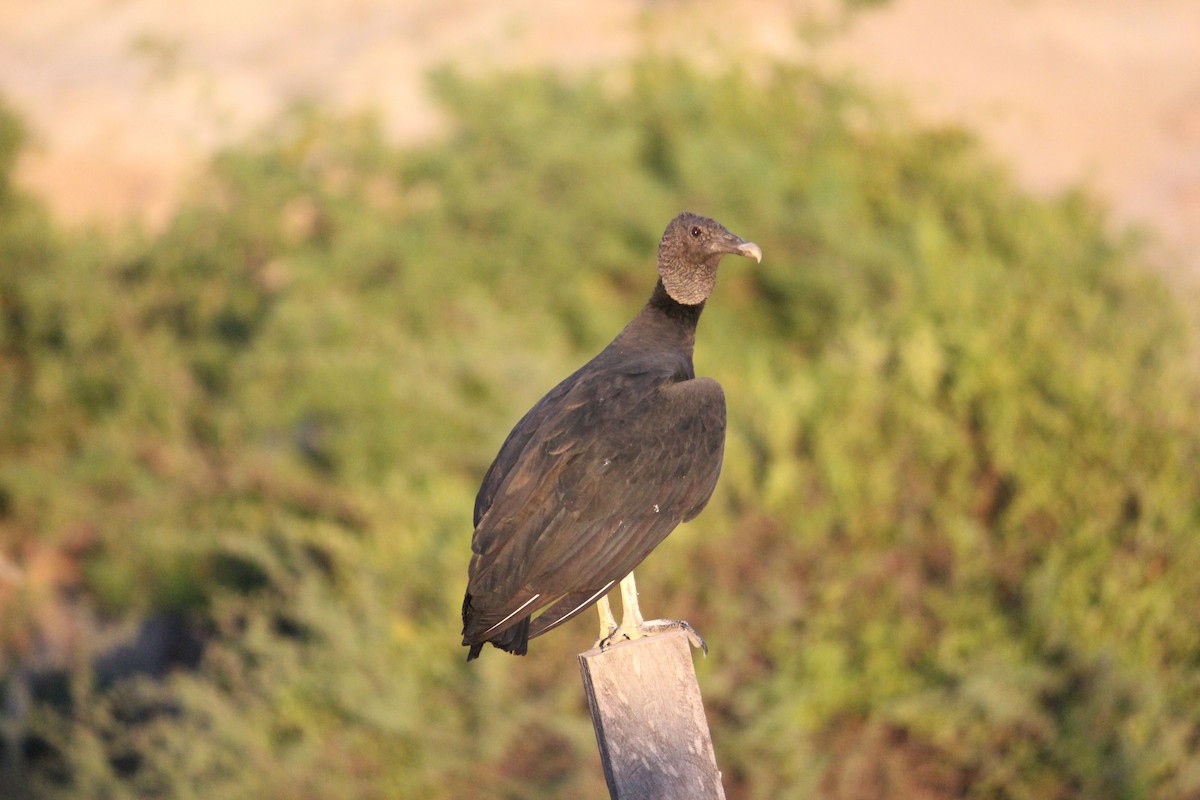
[657,212,762,305]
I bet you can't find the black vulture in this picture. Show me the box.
[462,212,762,660]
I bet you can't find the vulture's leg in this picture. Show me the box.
[599,571,707,654]
[593,593,619,648]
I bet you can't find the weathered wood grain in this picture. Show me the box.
[579,629,725,800]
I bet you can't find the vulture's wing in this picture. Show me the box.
[462,369,725,645]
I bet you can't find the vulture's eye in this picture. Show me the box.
[690,226,702,238]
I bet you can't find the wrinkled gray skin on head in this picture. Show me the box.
[657,212,762,305]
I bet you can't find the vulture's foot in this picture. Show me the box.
[592,593,620,650]
[593,571,710,655]
[597,618,708,656]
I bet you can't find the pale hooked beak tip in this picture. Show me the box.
[737,241,763,263]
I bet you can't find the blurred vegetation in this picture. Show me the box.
[1,58,1199,799]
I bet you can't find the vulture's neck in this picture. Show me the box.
[614,279,704,356]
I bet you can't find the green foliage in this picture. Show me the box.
[1,59,1199,798]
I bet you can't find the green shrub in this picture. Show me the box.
[2,59,1198,799]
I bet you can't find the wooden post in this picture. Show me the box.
[578,629,726,800]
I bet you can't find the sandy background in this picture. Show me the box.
[2,0,1199,275]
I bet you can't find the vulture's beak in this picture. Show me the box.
[734,240,763,263]
[718,233,762,263]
